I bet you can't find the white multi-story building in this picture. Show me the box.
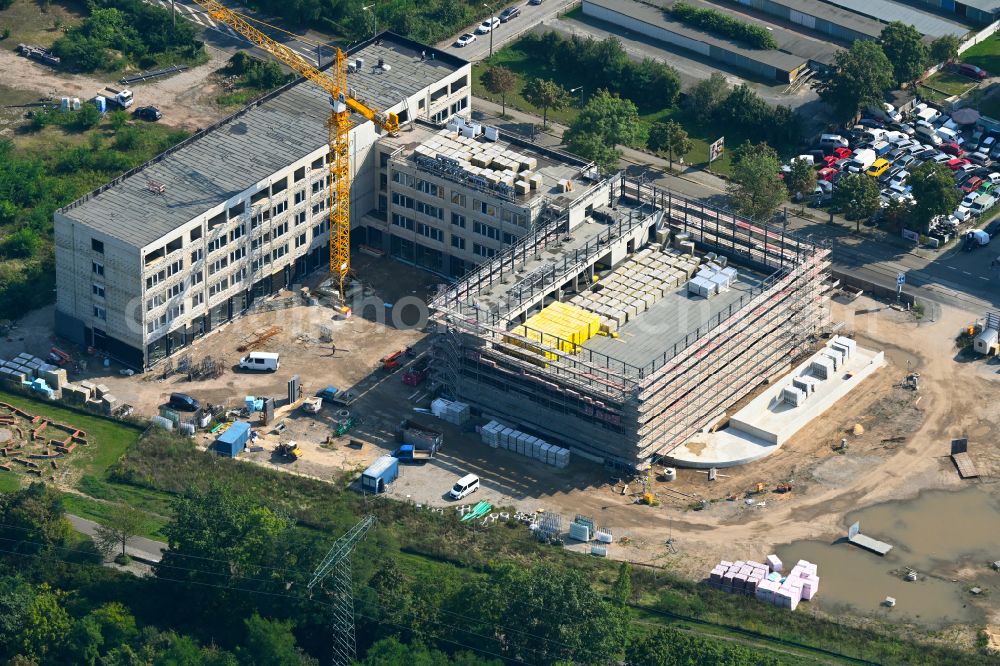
[54,34,471,368]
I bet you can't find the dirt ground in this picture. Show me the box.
[0,44,233,132]
[5,254,1000,638]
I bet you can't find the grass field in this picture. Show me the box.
[918,70,979,103]
[0,0,85,51]
[962,36,1000,74]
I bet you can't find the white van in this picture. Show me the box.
[915,125,942,146]
[820,134,849,149]
[936,126,961,145]
[448,473,480,500]
[239,351,280,372]
[970,194,996,217]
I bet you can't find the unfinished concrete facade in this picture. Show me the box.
[430,176,831,468]
[53,34,470,369]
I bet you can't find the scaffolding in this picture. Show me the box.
[430,175,831,467]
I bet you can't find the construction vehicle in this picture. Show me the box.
[382,350,405,371]
[318,386,339,401]
[186,0,399,296]
[393,443,439,463]
[48,347,71,367]
[275,441,303,459]
[397,418,443,450]
[402,357,430,386]
[102,86,134,109]
[774,482,793,494]
[749,482,767,495]
[301,396,323,413]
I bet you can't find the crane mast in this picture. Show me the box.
[187,0,400,296]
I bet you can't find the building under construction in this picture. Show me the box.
[430,177,831,468]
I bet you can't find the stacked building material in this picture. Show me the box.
[431,398,470,425]
[60,384,90,404]
[567,247,699,333]
[688,262,738,299]
[707,555,818,611]
[480,420,570,467]
[507,301,602,357]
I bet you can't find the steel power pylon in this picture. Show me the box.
[308,515,376,666]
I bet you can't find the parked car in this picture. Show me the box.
[499,5,521,21]
[987,172,1000,184]
[896,154,916,169]
[977,181,995,196]
[820,134,849,149]
[958,63,988,79]
[859,118,885,129]
[890,122,916,136]
[947,157,972,170]
[889,170,909,188]
[969,150,992,166]
[832,147,853,160]
[866,158,891,177]
[529,0,543,5]
[941,141,963,157]
[133,106,161,121]
[986,218,1000,237]
[817,167,837,181]
[962,177,984,194]
[455,32,477,46]
[168,392,200,412]
[475,16,500,33]
[448,474,481,500]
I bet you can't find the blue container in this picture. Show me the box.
[361,456,398,493]
[95,96,107,113]
[216,421,251,457]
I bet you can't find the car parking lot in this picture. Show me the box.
[795,102,1000,250]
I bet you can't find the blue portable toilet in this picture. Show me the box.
[360,456,399,494]
[216,421,251,457]
[95,95,107,113]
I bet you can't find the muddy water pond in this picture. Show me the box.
[778,486,1000,626]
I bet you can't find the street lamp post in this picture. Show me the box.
[483,3,496,58]
[363,4,377,39]
[570,86,584,106]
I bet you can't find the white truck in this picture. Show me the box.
[102,87,134,109]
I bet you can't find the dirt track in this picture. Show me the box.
[0,46,232,131]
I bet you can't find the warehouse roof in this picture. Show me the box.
[58,33,466,249]
[751,0,884,40]
[817,0,972,37]
[960,0,1000,14]
[585,0,806,73]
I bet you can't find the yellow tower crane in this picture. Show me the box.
[187,0,400,296]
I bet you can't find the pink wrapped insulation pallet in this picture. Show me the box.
[720,560,733,568]
[766,554,782,572]
[723,572,735,588]
[801,576,820,600]
[733,573,748,590]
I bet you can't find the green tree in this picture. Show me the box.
[94,503,147,559]
[612,561,633,606]
[236,614,314,666]
[1,228,40,260]
[880,22,929,85]
[522,78,570,128]
[819,40,895,120]
[908,161,962,229]
[627,58,681,109]
[648,120,692,169]
[72,104,102,131]
[832,172,881,230]
[879,196,913,232]
[0,577,36,653]
[359,637,500,665]
[727,142,785,222]
[930,34,961,63]
[455,562,629,664]
[156,485,297,635]
[108,110,129,130]
[18,584,71,660]
[786,158,817,203]
[564,90,645,172]
[0,482,73,553]
[682,72,729,117]
[481,65,518,116]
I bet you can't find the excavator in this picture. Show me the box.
[187,0,400,297]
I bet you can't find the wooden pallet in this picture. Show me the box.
[952,452,979,479]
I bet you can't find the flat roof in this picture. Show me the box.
[664,0,840,65]
[585,0,806,72]
[960,0,1000,14]
[385,123,594,207]
[720,0,883,39]
[581,265,768,369]
[59,34,466,249]
[816,0,971,37]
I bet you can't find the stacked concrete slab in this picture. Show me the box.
[708,555,818,611]
[568,247,699,333]
[431,398,470,425]
[688,263,738,299]
[415,124,543,195]
[480,420,570,468]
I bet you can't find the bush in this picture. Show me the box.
[519,32,681,111]
[670,2,778,50]
[0,228,41,260]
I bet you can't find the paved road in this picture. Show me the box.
[436,0,580,62]
[67,514,167,563]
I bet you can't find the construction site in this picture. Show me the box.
[430,176,832,468]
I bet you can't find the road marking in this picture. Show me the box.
[981,276,990,281]
[946,265,957,270]
[962,270,973,275]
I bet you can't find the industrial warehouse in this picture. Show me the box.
[430,178,832,468]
